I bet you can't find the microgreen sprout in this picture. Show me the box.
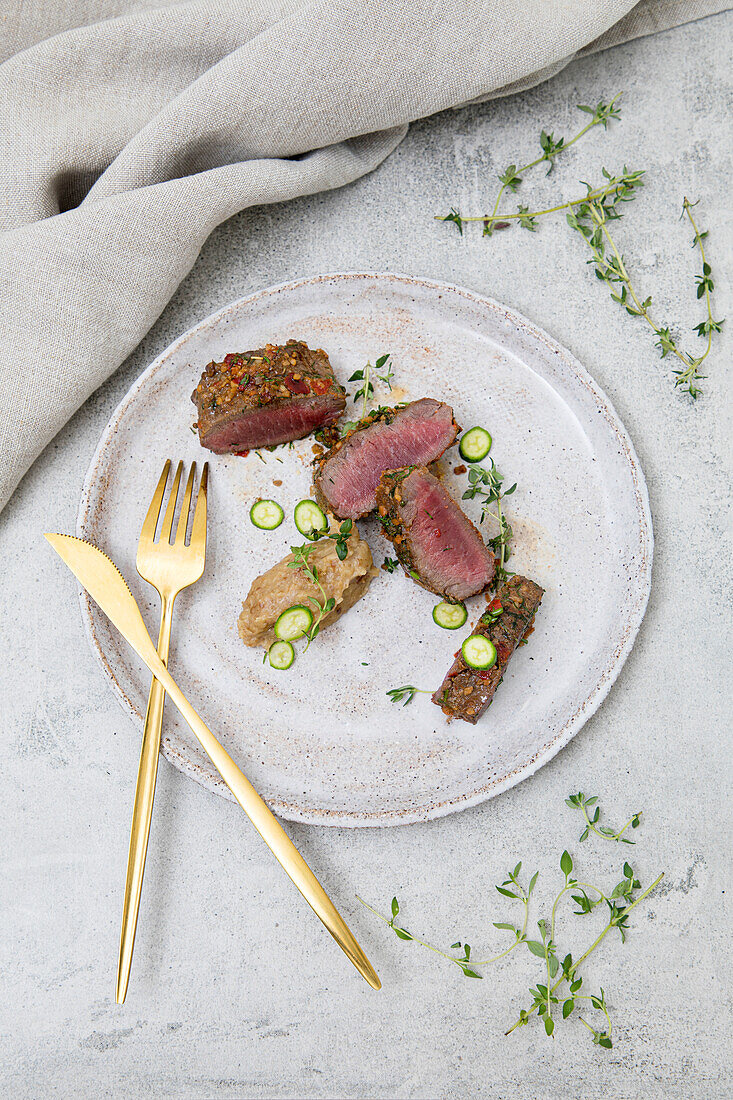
[566,791,642,844]
[382,556,400,573]
[360,794,663,1049]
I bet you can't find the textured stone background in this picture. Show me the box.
[1,12,731,1099]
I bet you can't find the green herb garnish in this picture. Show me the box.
[348,353,393,418]
[566,791,642,844]
[334,519,353,561]
[284,519,354,646]
[287,543,335,649]
[386,685,431,707]
[461,457,516,584]
[440,96,622,238]
[437,95,723,398]
[382,556,400,573]
[360,792,663,1049]
[567,193,722,398]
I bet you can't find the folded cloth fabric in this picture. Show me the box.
[0,0,724,512]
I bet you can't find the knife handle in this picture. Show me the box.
[116,595,174,1003]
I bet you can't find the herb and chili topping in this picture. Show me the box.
[194,343,340,412]
[192,340,346,453]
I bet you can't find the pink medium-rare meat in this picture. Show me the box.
[313,399,459,519]
[192,340,346,453]
[375,466,496,601]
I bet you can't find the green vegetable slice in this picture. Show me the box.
[274,604,313,641]
[432,601,468,630]
[459,427,492,462]
[249,498,284,530]
[268,640,295,670]
[294,499,328,537]
[461,635,497,670]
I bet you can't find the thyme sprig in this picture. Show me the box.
[566,192,722,398]
[440,171,640,235]
[358,863,535,978]
[506,853,663,1044]
[462,459,516,583]
[284,517,355,646]
[287,543,335,648]
[332,519,353,561]
[360,794,663,1049]
[386,685,432,706]
[440,96,621,238]
[348,353,393,419]
[438,93,723,397]
[566,791,641,844]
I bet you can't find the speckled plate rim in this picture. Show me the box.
[77,271,653,827]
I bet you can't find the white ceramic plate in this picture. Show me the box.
[77,273,652,826]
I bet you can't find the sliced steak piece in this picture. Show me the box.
[375,465,495,601]
[313,399,459,519]
[192,340,346,453]
[432,575,544,724]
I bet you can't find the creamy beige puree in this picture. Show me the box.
[238,529,377,649]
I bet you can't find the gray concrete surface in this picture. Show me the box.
[2,13,732,1099]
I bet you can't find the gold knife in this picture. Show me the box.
[46,533,380,990]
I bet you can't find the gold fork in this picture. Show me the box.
[116,459,208,1004]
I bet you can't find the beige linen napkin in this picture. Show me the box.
[0,0,725,512]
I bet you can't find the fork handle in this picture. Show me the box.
[116,595,174,1004]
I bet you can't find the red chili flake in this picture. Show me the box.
[487,597,503,612]
[224,353,238,366]
[310,377,331,395]
[478,670,495,681]
[284,373,310,395]
[233,449,249,457]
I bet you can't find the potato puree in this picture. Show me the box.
[238,529,377,648]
